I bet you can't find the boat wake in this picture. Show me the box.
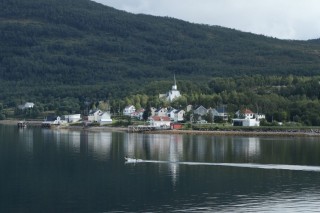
[126,159,320,172]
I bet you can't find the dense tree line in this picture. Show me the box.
[106,75,320,126]
[1,0,320,125]
[1,0,320,88]
[3,75,320,126]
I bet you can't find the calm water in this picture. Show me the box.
[1,124,320,212]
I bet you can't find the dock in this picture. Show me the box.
[128,125,156,132]
[17,121,27,128]
[128,125,171,132]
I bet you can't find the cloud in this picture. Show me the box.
[93,0,320,40]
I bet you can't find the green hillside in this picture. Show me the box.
[1,0,320,102]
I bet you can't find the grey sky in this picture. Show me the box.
[92,0,320,40]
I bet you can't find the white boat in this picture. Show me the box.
[125,157,143,163]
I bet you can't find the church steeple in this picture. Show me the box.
[172,74,177,90]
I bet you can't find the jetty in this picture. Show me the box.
[17,121,27,128]
[128,125,156,132]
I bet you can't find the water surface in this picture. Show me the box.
[1,124,320,212]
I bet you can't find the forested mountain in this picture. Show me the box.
[1,0,320,106]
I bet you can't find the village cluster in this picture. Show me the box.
[17,76,266,128]
[125,76,266,128]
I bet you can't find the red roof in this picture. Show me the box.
[242,109,254,114]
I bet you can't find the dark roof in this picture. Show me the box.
[46,115,59,121]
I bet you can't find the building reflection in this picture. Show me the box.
[40,129,113,160]
[168,135,183,185]
[231,137,261,161]
[124,133,184,185]
[87,132,112,161]
[67,131,81,153]
[124,133,262,185]
[18,128,34,154]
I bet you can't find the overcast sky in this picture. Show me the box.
[92,0,320,40]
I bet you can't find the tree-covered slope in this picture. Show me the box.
[1,0,320,101]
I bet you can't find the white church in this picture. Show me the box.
[159,75,181,102]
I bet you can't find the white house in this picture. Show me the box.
[167,108,177,121]
[148,116,171,128]
[232,118,260,127]
[88,109,112,125]
[174,109,185,122]
[99,112,112,125]
[18,102,35,110]
[233,109,262,127]
[88,109,103,122]
[159,75,181,102]
[131,108,145,120]
[208,107,228,121]
[186,105,193,112]
[235,109,255,119]
[42,115,66,127]
[193,105,207,116]
[123,105,136,116]
[155,107,168,117]
[64,114,81,123]
[150,107,157,116]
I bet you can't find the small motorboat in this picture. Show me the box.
[125,157,143,163]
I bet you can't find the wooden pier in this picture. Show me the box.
[128,125,156,132]
[17,121,27,128]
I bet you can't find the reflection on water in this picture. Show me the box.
[124,134,262,163]
[14,129,320,174]
[18,128,34,154]
[88,132,112,161]
[39,129,113,161]
[23,129,263,167]
[2,125,320,212]
[231,137,261,162]
[125,133,184,184]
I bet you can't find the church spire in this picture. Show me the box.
[172,74,177,90]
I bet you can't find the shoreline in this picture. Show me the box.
[1,119,320,137]
[147,129,320,137]
[0,119,128,132]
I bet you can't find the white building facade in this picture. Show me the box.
[123,105,136,116]
[233,109,264,127]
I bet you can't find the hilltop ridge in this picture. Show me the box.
[1,0,320,101]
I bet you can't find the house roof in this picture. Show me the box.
[216,107,227,113]
[46,115,59,121]
[241,109,254,114]
[175,109,185,113]
[155,107,167,112]
[243,109,253,114]
[89,109,102,114]
[124,105,135,109]
[194,105,207,110]
[167,108,177,113]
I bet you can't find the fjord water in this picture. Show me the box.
[1,125,320,212]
